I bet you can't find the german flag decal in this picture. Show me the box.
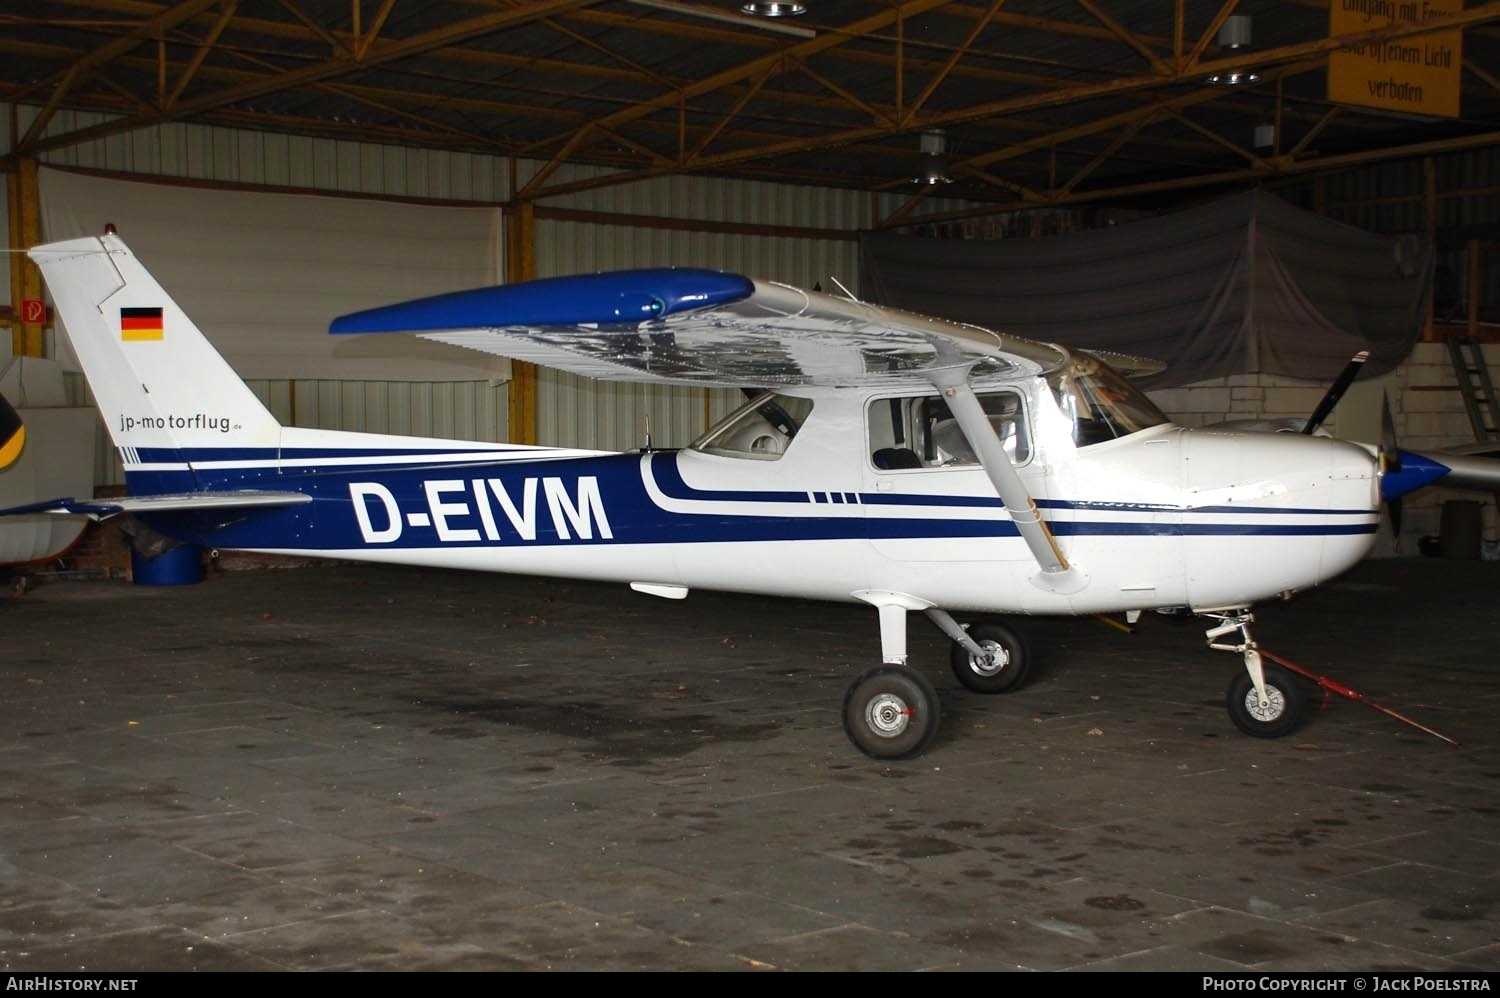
[120,306,164,341]
[0,394,23,469]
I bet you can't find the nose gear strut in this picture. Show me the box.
[1204,609,1268,709]
[1203,609,1307,738]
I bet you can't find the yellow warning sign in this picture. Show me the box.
[1328,0,1463,118]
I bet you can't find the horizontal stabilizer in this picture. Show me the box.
[0,491,312,520]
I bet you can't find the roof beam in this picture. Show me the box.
[688,63,776,161]
[163,0,237,109]
[1076,0,1171,75]
[1058,116,1151,196]
[277,0,351,57]
[1184,1,1243,71]
[517,0,956,197]
[18,0,223,149]
[20,0,605,155]
[906,0,1007,120]
[526,2,1500,199]
[1163,107,1268,169]
[900,127,1500,228]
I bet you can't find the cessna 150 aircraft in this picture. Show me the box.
[17,230,1468,760]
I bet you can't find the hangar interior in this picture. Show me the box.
[4,3,1500,975]
[3,2,1500,554]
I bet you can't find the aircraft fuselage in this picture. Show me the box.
[139,383,1380,618]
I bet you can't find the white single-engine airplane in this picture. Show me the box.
[15,229,1473,759]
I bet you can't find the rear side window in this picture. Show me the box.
[691,392,814,461]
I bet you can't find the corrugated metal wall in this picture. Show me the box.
[4,104,929,467]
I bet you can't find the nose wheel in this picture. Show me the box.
[1226,664,1305,738]
[842,666,940,760]
[1206,609,1307,738]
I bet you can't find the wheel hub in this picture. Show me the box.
[969,640,1009,677]
[1244,686,1285,722]
[865,693,913,737]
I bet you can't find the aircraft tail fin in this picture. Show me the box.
[28,232,281,491]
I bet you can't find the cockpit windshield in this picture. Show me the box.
[1047,353,1169,447]
[690,392,814,460]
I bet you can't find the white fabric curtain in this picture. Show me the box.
[859,190,1430,390]
[39,167,508,382]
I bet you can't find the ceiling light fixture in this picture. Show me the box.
[742,2,807,15]
[1206,14,1260,85]
[915,129,952,185]
[1218,14,1252,50]
[627,0,815,38]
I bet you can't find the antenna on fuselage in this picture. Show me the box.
[826,277,858,301]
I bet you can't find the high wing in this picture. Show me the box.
[330,268,1069,388]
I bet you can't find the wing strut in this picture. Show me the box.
[929,368,1089,595]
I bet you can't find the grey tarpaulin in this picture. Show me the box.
[858,190,1432,389]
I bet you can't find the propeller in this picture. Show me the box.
[1292,351,1500,552]
[1301,350,1369,435]
[1380,391,1404,549]
[0,393,23,470]
[1298,353,1420,550]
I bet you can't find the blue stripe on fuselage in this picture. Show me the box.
[123,444,589,493]
[127,449,1375,551]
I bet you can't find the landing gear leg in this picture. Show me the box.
[928,609,1030,694]
[1204,610,1306,738]
[842,599,941,759]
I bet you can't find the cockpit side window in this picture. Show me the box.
[690,392,814,461]
[868,390,1029,469]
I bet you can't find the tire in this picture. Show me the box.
[1226,664,1306,739]
[949,620,1030,694]
[842,666,941,760]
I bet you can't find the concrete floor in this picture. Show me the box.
[2,554,1498,972]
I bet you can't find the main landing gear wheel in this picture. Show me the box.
[1226,664,1306,739]
[949,620,1030,694]
[842,666,940,760]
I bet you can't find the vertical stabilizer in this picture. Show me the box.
[28,232,282,490]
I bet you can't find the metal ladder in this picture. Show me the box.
[1446,330,1500,442]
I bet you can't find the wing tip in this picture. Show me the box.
[331,268,753,335]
